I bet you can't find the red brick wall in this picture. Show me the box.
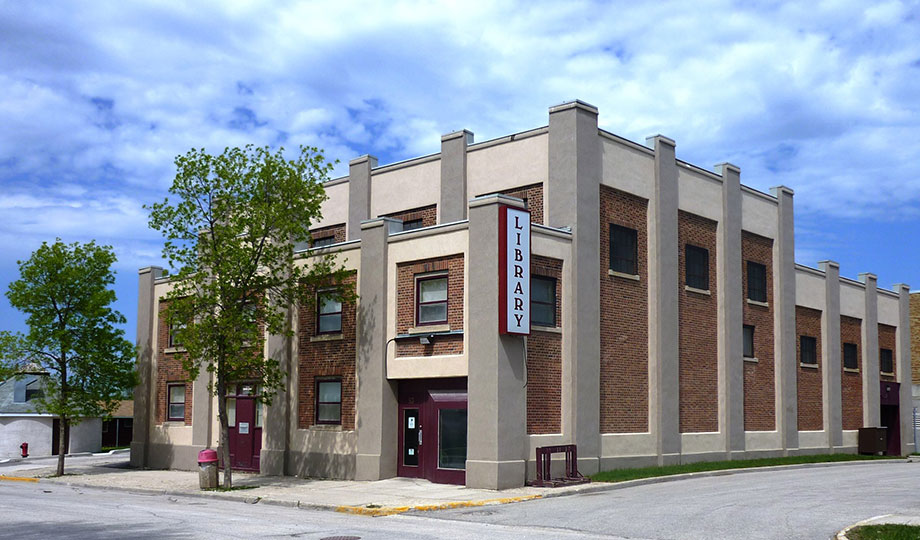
[742,231,775,431]
[395,254,464,357]
[796,306,823,431]
[841,315,863,430]
[879,323,897,382]
[496,183,544,225]
[297,274,357,430]
[382,204,437,228]
[156,301,192,425]
[310,223,346,245]
[527,255,562,434]
[599,185,649,433]
[911,294,920,384]
[678,211,719,433]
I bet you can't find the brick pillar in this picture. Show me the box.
[131,266,163,468]
[355,217,401,480]
[466,194,527,489]
[716,163,744,455]
[347,155,377,241]
[895,283,915,454]
[819,260,843,450]
[648,135,680,464]
[548,100,601,473]
[859,272,880,428]
[440,130,472,223]
[771,186,798,452]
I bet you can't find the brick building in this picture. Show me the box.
[132,101,914,489]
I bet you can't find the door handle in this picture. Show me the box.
[418,429,422,446]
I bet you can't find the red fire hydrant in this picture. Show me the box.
[20,442,28,458]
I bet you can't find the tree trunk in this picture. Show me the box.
[217,378,232,488]
[57,358,67,477]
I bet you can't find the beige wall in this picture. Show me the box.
[371,158,441,218]
[468,133,549,197]
[599,135,654,200]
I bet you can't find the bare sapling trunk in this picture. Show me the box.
[217,379,232,488]
[57,358,67,477]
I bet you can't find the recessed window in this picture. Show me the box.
[610,224,638,275]
[168,384,185,421]
[403,218,423,231]
[315,378,342,425]
[685,245,709,290]
[800,336,817,365]
[317,290,342,334]
[312,236,336,248]
[747,261,767,303]
[880,348,894,374]
[743,325,755,358]
[843,342,858,370]
[168,323,184,347]
[416,275,448,325]
[531,276,556,327]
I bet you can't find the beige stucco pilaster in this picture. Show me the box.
[131,266,163,468]
[466,194,527,489]
[440,130,473,223]
[895,283,915,454]
[859,272,880,427]
[355,218,400,480]
[819,260,843,449]
[347,155,377,241]
[770,186,798,452]
[260,321,292,475]
[716,163,744,455]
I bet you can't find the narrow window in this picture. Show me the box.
[402,218,424,231]
[167,384,185,421]
[743,325,755,358]
[843,343,858,370]
[610,224,638,275]
[685,245,709,290]
[531,276,556,327]
[168,323,184,347]
[315,377,342,425]
[800,336,817,365]
[416,275,448,325]
[312,236,336,248]
[880,348,894,374]
[747,261,767,303]
[317,290,342,334]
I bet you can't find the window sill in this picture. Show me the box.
[743,356,758,363]
[684,285,711,296]
[843,368,860,374]
[746,299,769,308]
[800,362,819,369]
[164,347,186,354]
[310,424,343,431]
[880,371,895,377]
[608,270,640,281]
[531,325,561,334]
[408,324,450,334]
[310,333,343,342]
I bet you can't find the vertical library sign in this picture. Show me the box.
[499,205,531,335]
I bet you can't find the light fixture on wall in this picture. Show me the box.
[419,334,433,345]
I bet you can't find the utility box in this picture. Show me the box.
[198,448,219,489]
[858,427,887,455]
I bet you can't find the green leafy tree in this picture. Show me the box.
[0,240,136,476]
[147,145,351,488]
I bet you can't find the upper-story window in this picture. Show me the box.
[312,236,336,248]
[843,342,858,370]
[800,336,817,365]
[880,348,894,374]
[416,275,448,325]
[168,323,184,347]
[531,276,556,327]
[317,290,342,334]
[610,224,638,275]
[743,325,755,358]
[685,245,709,290]
[402,218,423,231]
[747,261,767,303]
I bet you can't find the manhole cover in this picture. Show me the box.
[320,537,361,540]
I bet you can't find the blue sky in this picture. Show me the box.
[1,1,919,345]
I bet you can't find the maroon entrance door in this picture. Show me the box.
[228,394,262,471]
[397,379,468,485]
[880,381,901,456]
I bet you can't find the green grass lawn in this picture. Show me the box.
[847,524,920,539]
[591,453,898,483]
[100,446,129,453]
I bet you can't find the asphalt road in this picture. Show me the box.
[1,461,918,539]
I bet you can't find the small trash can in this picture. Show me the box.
[198,448,219,489]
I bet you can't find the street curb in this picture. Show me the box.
[28,458,909,515]
[0,475,40,483]
[835,514,892,540]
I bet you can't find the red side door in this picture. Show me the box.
[228,397,262,471]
